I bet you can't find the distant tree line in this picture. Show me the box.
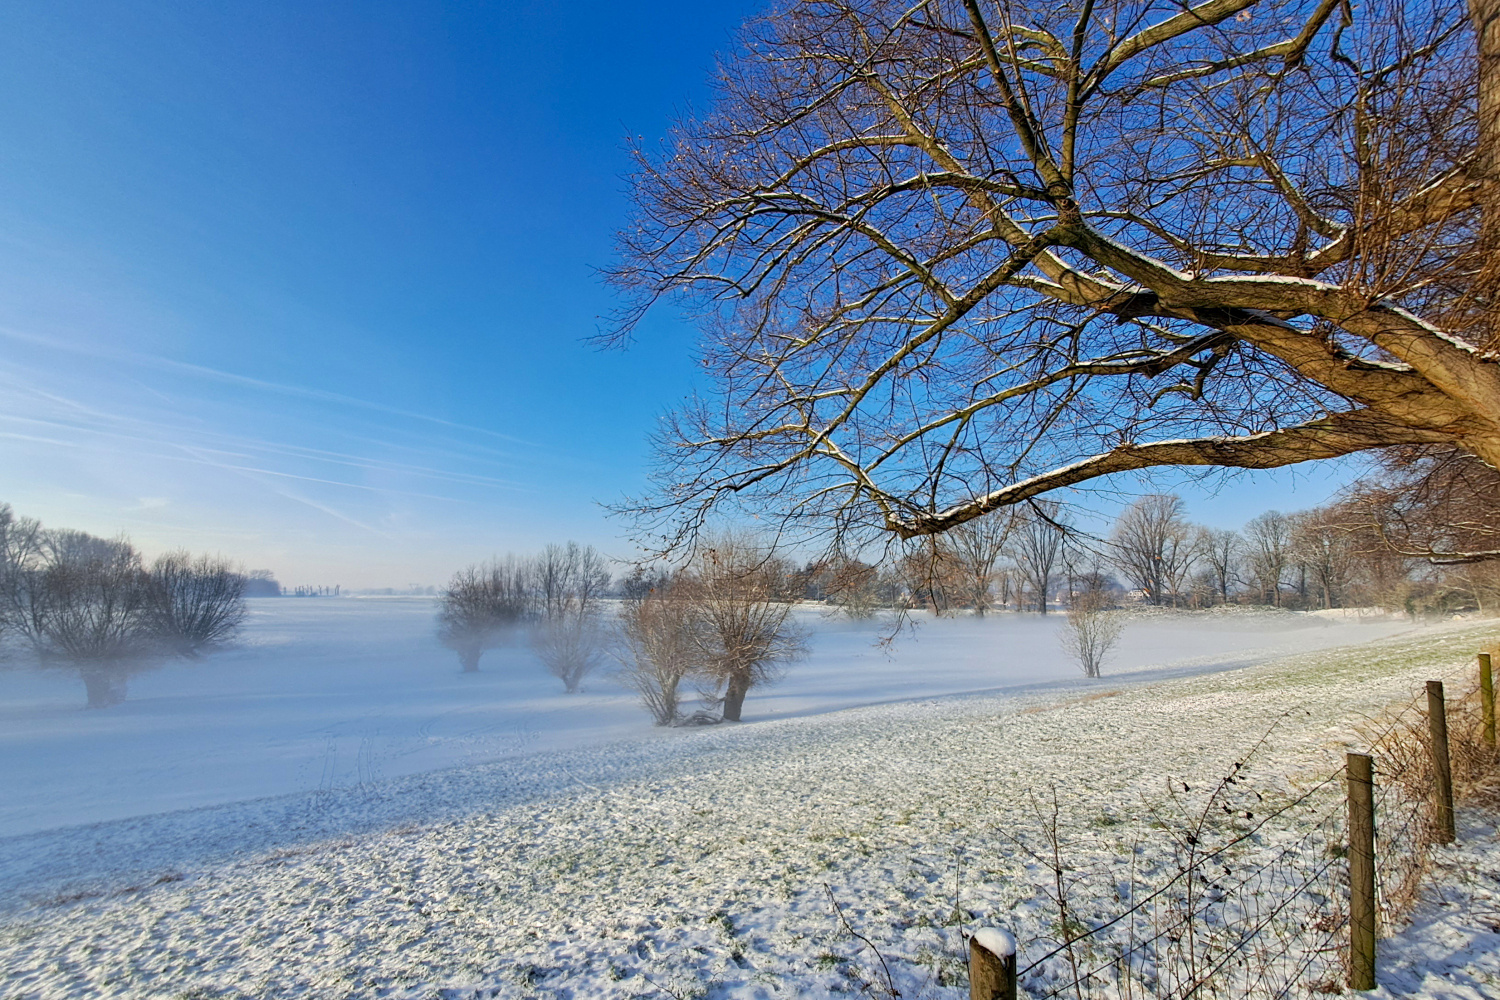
[435,474,1496,722]
[244,570,283,598]
[786,487,1499,619]
[0,503,248,707]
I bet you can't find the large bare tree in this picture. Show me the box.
[1244,510,1294,606]
[612,0,1498,550]
[145,552,247,658]
[1194,526,1241,606]
[25,535,150,707]
[683,534,807,722]
[1290,508,1354,608]
[1109,494,1197,605]
[946,514,1015,613]
[613,572,701,725]
[1009,501,1066,612]
[437,557,535,673]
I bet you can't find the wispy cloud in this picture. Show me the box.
[0,324,610,583]
[0,325,536,447]
[0,362,537,496]
[173,443,391,537]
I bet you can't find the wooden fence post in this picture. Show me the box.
[1480,653,1496,748]
[1346,752,1376,991]
[1427,680,1455,845]
[969,927,1016,1000]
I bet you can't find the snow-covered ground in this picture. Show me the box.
[1372,811,1500,999]
[0,600,1494,999]
[0,597,1413,838]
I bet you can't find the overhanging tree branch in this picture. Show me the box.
[609,0,1493,551]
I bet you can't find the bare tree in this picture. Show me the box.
[144,552,247,657]
[437,557,535,673]
[685,534,807,722]
[1,510,249,705]
[1109,495,1197,606]
[1290,510,1354,610]
[1195,527,1242,607]
[0,503,45,641]
[947,514,1014,614]
[1344,519,1422,611]
[1010,503,1066,613]
[24,533,151,708]
[1340,445,1500,565]
[614,573,701,724]
[1244,511,1294,607]
[531,542,612,693]
[895,536,961,614]
[1060,586,1123,679]
[610,0,1499,557]
[819,552,883,618]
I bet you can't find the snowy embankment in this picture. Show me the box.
[0,607,1495,999]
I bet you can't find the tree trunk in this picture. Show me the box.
[459,647,481,673]
[721,674,750,722]
[82,667,125,708]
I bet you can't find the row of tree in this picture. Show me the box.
[0,503,248,707]
[796,491,1494,618]
[616,537,806,724]
[437,542,613,690]
[437,535,807,724]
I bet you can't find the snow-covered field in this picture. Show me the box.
[0,597,1414,838]
[0,600,1494,999]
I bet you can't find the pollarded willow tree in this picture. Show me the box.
[611,0,1500,549]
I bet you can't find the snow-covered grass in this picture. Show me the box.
[0,603,1495,999]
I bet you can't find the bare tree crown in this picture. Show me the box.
[612,0,1494,550]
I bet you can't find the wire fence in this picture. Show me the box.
[994,669,1500,1000]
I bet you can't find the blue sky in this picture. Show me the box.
[0,1,1361,588]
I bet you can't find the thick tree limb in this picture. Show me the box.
[893,411,1452,536]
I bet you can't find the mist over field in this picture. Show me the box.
[0,597,1411,839]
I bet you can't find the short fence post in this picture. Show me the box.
[1347,752,1376,991]
[1427,680,1456,845]
[969,928,1016,1000]
[1480,653,1496,748]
